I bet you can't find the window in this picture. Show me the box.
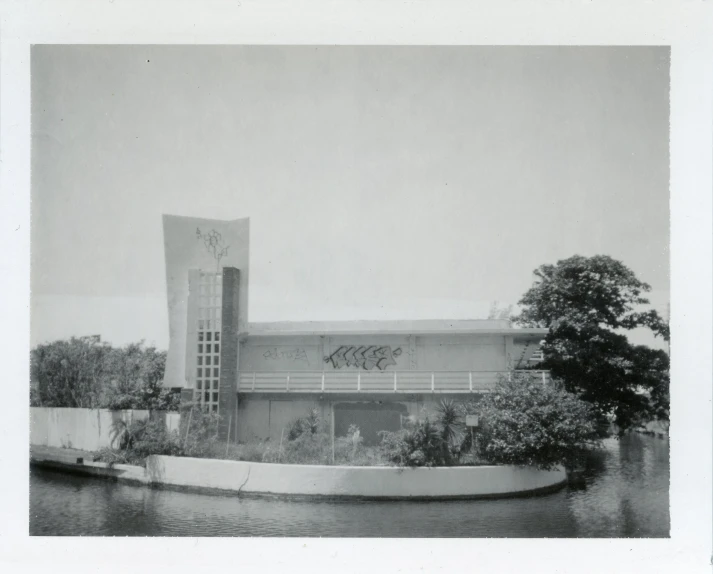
[193,271,223,413]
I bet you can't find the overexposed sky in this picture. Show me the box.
[30,45,670,349]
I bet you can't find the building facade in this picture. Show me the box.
[162,215,548,444]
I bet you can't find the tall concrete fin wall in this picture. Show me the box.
[162,214,250,388]
[219,268,241,439]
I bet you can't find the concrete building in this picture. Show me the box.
[162,215,548,444]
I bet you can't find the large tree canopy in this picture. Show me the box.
[513,255,669,431]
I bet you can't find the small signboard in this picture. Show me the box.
[465,415,479,427]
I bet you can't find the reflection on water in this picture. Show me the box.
[30,433,669,537]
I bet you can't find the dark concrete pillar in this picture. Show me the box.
[218,267,240,440]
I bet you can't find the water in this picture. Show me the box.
[29,433,669,537]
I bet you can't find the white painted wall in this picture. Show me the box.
[146,455,567,498]
[30,408,180,451]
[240,333,511,373]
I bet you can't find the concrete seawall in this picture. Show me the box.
[147,455,567,499]
[31,446,149,485]
[31,447,567,500]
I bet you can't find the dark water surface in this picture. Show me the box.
[30,433,669,537]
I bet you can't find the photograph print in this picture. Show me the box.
[29,45,670,538]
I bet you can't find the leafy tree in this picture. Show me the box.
[513,255,669,430]
[31,338,179,411]
[102,343,178,411]
[471,374,601,471]
[31,336,112,408]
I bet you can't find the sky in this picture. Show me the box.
[30,45,670,350]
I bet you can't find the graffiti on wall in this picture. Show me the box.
[196,228,230,271]
[324,346,403,371]
[263,348,310,364]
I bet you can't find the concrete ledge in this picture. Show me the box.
[31,445,148,484]
[146,455,567,499]
[31,447,567,500]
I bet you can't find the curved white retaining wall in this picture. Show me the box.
[145,455,567,499]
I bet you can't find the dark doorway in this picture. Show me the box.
[333,402,408,446]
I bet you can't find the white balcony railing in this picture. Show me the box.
[237,370,550,394]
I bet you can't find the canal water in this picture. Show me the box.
[30,433,669,537]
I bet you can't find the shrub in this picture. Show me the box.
[260,407,334,464]
[98,415,183,466]
[285,407,324,440]
[239,442,269,462]
[282,431,332,465]
[93,447,132,467]
[471,373,602,470]
[179,404,222,458]
[377,400,477,467]
[435,399,464,465]
[378,414,450,467]
[96,404,220,466]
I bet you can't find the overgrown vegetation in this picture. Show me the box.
[94,405,389,467]
[95,403,224,466]
[31,337,179,411]
[95,387,601,471]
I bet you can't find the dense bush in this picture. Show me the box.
[31,336,111,408]
[101,343,179,411]
[469,373,602,470]
[377,400,474,467]
[378,417,446,467]
[31,337,179,411]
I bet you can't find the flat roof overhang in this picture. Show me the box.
[239,320,548,339]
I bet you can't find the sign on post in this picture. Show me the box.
[465,415,479,427]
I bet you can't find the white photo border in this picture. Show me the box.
[1,1,711,573]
